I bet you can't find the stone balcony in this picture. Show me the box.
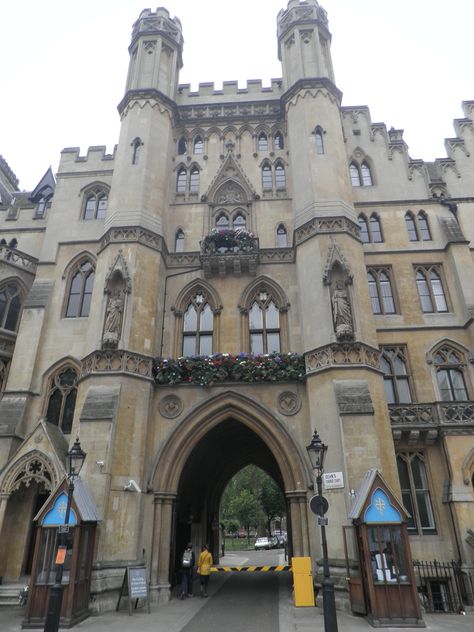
[200,228,259,278]
[389,401,474,444]
[0,244,37,275]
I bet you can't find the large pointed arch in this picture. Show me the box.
[149,390,309,493]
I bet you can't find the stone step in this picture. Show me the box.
[0,584,27,607]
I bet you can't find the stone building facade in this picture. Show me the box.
[0,0,473,615]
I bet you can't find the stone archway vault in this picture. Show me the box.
[148,390,311,595]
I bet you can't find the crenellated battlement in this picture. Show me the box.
[177,79,283,102]
[58,145,117,172]
[0,155,19,189]
[131,6,183,48]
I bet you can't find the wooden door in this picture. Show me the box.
[343,525,367,615]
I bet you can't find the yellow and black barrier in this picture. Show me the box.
[210,564,290,572]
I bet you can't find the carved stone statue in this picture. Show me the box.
[331,280,354,340]
[102,295,124,348]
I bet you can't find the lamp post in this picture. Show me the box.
[307,430,338,632]
[44,438,86,632]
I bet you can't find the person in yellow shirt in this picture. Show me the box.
[197,544,213,598]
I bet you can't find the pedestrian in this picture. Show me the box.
[180,542,195,599]
[197,543,213,598]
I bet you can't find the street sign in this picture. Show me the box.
[323,471,344,490]
[309,494,329,516]
[317,517,328,526]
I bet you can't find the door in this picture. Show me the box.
[343,525,367,615]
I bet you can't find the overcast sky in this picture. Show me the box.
[1,0,472,191]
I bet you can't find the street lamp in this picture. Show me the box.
[306,430,338,632]
[44,438,86,632]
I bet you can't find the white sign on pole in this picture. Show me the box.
[323,471,344,490]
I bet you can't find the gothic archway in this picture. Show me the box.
[148,391,310,596]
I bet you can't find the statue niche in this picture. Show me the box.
[331,279,354,341]
[102,257,130,349]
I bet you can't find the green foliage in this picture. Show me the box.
[220,465,286,536]
[153,352,305,387]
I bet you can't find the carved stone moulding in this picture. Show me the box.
[159,394,183,419]
[100,226,165,255]
[80,350,153,380]
[277,391,301,416]
[295,216,359,245]
[305,342,381,375]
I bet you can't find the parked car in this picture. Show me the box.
[255,537,271,550]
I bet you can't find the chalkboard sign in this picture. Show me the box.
[116,565,150,615]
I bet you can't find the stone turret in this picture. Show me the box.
[277,0,334,89]
[105,7,183,236]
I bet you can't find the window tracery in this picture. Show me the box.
[83,187,108,220]
[0,282,22,331]
[367,268,396,314]
[380,346,412,404]
[65,259,95,318]
[415,265,448,313]
[432,344,469,401]
[45,366,78,434]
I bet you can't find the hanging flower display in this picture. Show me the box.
[153,352,305,387]
[201,228,257,254]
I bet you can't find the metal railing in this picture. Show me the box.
[413,560,466,613]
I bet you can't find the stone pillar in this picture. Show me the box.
[150,492,176,602]
[287,490,310,557]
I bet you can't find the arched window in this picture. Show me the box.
[367,268,396,314]
[415,266,448,313]
[65,260,95,318]
[405,212,418,241]
[433,345,469,401]
[35,196,47,218]
[262,163,273,189]
[215,212,229,229]
[249,289,281,354]
[315,127,324,154]
[233,213,246,230]
[0,282,22,331]
[193,136,204,154]
[380,346,412,404]
[176,167,187,193]
[358,214,370,243]
[258,132,268,152]
[131,137,143,165]
[83,190,108,220]
[274,132,284,150]
[369,214,383,242]
[361,162,373,186]
[189,167,200,193]
[182,293,213,356]
[276,224,288,247]
[417,211,432,241]
[175,229,185,253]
[350,163,361,187]
[275,163,286,189]
[397,452,436,534]
[178,136,187,155]
[45,367,78,434]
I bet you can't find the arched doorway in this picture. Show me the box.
[0,450,59,581]
[148,391,310,598]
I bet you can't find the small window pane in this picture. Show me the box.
[175,230,184,253]
[66,293,80,318]
[274,132,284,150]
[450,369,468,400]
[176,168,187,193]
[396,378,412,403]
[359,216,370,243]
[416,491,435,531]
[178,137,187,155]
[276,225,287,247]
[46,389,62,426]
[182,336,196,357]
[405,214,418,241]
[199,335,212,356]
[368,273,381,314]
[258,133,268,151]
[250,333,264,355]
[266,332,280,353]
[380,276,395,314]
[233,214,246,229]
[430,272,447,312]
[189,168,200,193]
[249,303,263,329]
[416,272,433,312]
[383,379,396,404]
[97,196,108,219]
[194,136,203,154]
[265,301,280,329]
[361,163,372,186]
[4,295,21,331]
[370,216,383,242]
[418,213,431,240]
[62,390,77,434]
[350,164,360,187]
[275,165,286,188]
[184,305,197,331]
[401,491,417,531]
[216,214,229,229]
[262,165,273,189]
[200,304,213,331]
[315,130,324,155]
[84,197,96,220]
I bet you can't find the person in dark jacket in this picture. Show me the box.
[180,542,195,598]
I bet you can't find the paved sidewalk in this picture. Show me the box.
[1,553,472,632]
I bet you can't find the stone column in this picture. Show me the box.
[286,490,310,557]
[150,492,176,602]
